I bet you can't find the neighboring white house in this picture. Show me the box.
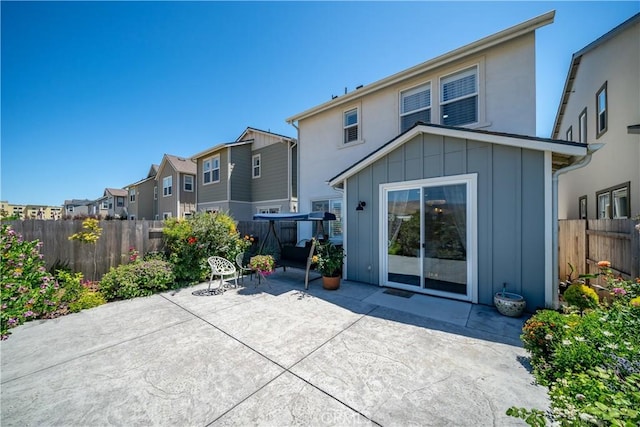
[286,11,555,242]
[553,13,640,220]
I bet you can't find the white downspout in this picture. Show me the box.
[551,143,603,308]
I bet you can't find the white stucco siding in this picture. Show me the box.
[557,20,640,219]
[484,33,537,135]
[296,34,539,239]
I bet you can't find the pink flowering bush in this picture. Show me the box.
[1,224,60,340]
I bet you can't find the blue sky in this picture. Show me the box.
[1,1,638,207]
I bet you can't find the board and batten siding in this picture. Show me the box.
[230,145,252,202]
[251,142,290,202]
[346,133,546,309]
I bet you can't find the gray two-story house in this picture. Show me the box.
[192,127,297,221]
[125,164,159,220]
[156,154,197,219]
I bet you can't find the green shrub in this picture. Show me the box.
[55,270,85,304]
[564,283,599,312]
[1,224,60,340]
[100,259,175,300]
[163,212,249,285]
[512,276,640,426]
[68,289,107,313]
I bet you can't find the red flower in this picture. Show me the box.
[187,236,197,245]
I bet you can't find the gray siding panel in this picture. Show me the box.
[198,151,229,203]
[230,145,252,202]
[346,134,547,307]
[252,143,289,201]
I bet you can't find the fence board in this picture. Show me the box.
[559,219,639,282]
[4,219,298,280]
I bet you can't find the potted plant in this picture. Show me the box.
[314,240,345,290]
[249,254,275,277]
[494,284,526,317]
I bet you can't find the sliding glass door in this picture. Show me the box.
[382,175,476,301]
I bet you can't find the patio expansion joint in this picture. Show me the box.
[161,293,384,426]
[0,317,195,386]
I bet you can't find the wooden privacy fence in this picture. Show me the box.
[4,219,298,281]
[558,219,640,282]
[5,220,165,281]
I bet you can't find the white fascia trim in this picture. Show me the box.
[329,125,586,187]
[544,151,554,308]
[287,11,555,124]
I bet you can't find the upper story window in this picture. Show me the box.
[154,186,158,200]
[440,66,478,126]
[596,82,607,137]
[579,108,587,143]
[566,126,573,141]
[116,197,124,207]
[252,154,261,178]
[184,175,194,192]
[597,182,630,219]
[163,176,172,197]
[203,155,220,184]
[101,200,109,209]
[129,189,136,203]
[400,82,431,132]
[343,108,359,144]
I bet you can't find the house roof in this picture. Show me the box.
[104,188,128,197]
[286,10,555,124]
[551,13,640,138]
[125,164,159,188]
[190,140,252,160]
[328,122,588,187]
[235,127,295,143]
[159,154,197,175]
[64,199,92,206]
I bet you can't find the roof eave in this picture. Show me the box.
[287,10,555,124]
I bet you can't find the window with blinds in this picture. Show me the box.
[596,82,607,137]
[440,67,478,126]
[400,83,431,132]
[344,108,359,143]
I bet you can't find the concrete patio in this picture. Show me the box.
[1,270,548,426]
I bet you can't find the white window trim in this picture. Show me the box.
[342,105,364,147]
[596,82,607,138]
[184,175,194,192]
[256,205,280,214]
[252,154,261,179]
[579,108,587,143]
[439,65,479,127]
[379,173,478,303]
[399,81,432,133]
[163,212,172,219]
[566,126,573,141]
[203,155,221,185]
[163,176,173,197]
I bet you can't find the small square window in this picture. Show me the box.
[184,175,194,192]
[344,108,359,143]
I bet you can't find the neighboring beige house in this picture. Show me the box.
[102,188,128,218]
[87,196,109,218]
[553,13,640,220]
[125,164,159,220]
[156,154,197,219]
[286,11,555,242]
[192,127,297,221]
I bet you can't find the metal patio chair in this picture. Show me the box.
[235,252,253,284]
[207,256,238,294]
